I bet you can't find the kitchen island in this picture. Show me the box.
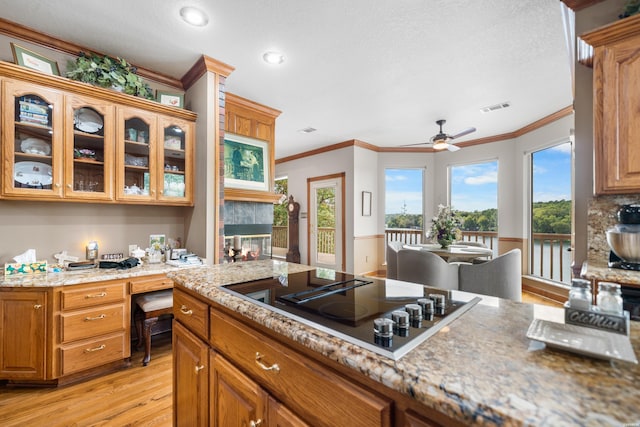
[169,260,640,426]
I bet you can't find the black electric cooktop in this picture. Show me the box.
[222,269,480,360]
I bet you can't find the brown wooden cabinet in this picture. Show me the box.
[173,287,392,427]
[0,61,196,205]
[0,289,48,380]
[580,15,640,194]
[224,93,281,203]
[55,280,129,377]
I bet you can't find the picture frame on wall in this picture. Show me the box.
[156,91,184,108]
[10,43,60,76]
[362,191,372,216]
[223,133,269,191]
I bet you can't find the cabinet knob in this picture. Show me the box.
[250,419,262,427]
[55,183,61,188]
[195,364,205,374]
[67,184,72,189]
[34,304,42,309]
[180,305,193,315]
[255,352,280,373]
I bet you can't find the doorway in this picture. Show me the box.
[308,173,345,271]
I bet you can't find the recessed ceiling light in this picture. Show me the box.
[298,127,316,134]
[180,6,209,27]
[263,51,285,65]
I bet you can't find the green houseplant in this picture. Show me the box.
[620,0,640,18]
[66,52,154,100]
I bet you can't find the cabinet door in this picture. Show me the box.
[211,352,268,427]
[173,321,208,427]
[64,94,114,200]
[0,290,47,379]
[157,115,193,205]
[268,397,310,427]
[595,35,640,194]
[116,107,157,202]
[1,79,64,198]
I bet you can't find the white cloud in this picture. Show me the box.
[386,174,408,182]
[550,142,572,154]
[465,171,497,185]
[533,191,571,202]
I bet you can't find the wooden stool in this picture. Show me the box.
[134,289,173,366]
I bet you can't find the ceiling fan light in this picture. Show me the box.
[432,140,448,150]
[263,51,285,65]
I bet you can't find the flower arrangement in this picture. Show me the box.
[66,52,155,100]
[620,0,640,19]
[429,204,462,248]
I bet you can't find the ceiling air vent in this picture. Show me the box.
[480,101,511,114]
[298,127,317,134]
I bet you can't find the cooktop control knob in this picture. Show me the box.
[391,310,410,336]
[374,318,394,347]
[405,303,422,328]
[428,293,446,315]
[417,298,434,321]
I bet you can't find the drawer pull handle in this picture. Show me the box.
[195,364,205,374]
[255,352,279,373]
[180,305,193,315]
[85,314,106,321]
[250,419,262,427]
[34,304,42,309]
[84,344,106,353]
[85,292,107,299]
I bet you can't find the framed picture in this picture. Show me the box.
[10,43,60,76]
[156,91,184,108]
[362,191,372,216]
[223,133,269,191]
[149,234,166,252]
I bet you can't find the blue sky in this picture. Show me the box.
[385,142,572,214]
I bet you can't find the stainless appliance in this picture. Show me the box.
[222,269,480,360]
[607,204,640,270]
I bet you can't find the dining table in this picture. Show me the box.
[403,243,494,263]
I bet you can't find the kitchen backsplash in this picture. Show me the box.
[588,194,640,263]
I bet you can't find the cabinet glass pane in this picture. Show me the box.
[72,106,106,192]
[163,124,186,198]
[123,117,151,195]
[13,94,54,190]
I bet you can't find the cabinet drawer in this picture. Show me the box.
[61,304,125,343]
[60,332,126,376]
[210,310,391,427]
[61,282,125,310]
[174,289,209,341]
[130,275,173,294]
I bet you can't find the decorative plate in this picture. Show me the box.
[526,318,638,364]
[14,161,53,186]
[74,108,103,134]
[20,137,51,155]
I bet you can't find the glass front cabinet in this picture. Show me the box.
[2,80,64,198]
[0,62,196,206]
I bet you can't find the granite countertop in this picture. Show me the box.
[0,262,206,288]
[581,260,640,286]
[168,260,640,427]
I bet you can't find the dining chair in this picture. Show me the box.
[458,249,522,301]
[396,249,459,290]
[386,240,404,279]
[450,240,492,263]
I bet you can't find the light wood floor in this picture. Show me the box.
[0,334,174,427]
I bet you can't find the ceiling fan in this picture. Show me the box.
[405,119,476,152]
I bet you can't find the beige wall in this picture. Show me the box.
[0,200,186,264]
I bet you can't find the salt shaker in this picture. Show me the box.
[597,282,623,315]
[568,279,592,310]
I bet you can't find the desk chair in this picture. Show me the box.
[134,289,173,366]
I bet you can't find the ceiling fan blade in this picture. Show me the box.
[450,127,476,139]
[447,144,461,152]
[400,141,433,147]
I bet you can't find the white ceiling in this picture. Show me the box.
[1,0,572,159]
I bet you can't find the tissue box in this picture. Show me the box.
[4,261,48,275]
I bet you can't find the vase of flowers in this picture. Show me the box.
[429,204,461,249]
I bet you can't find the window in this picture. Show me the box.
[384,168,424,245]
[450,160,498,252]
[272,177,288,257]
[530,142,572,284]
